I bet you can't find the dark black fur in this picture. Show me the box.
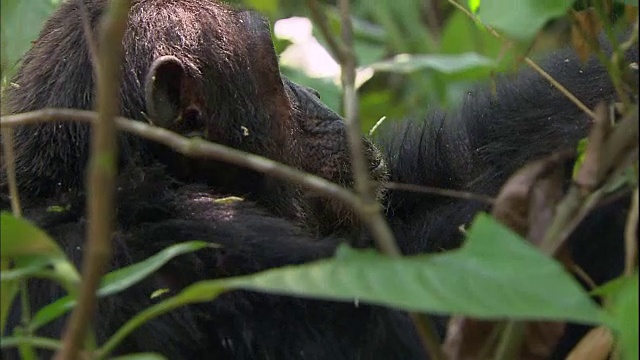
[1,0,637,359]
[380,40,638,254]
[3,166,425,359]
[1,1,414,359]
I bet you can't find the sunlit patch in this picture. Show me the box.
[274,17,374,89]
[46,204,70,213]
[274,17,340,79]
[189,194,241,222]
[150,288,171,299]
[213,196,244,204]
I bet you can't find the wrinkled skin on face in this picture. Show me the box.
[283,78,389,235]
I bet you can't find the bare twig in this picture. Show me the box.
[1,336,63,352]
[1,127,22,217]
[422,0,444,38]
[337,0,401,254]
[304,1,447,358]
[522,58,597,120]
[78,0,101,80]
[339,1,447,359]
[383,181,495,205]
[493,322,526,360]
[624,188,639,276]
[54,1,132,359]
[446,0,597,120]
[0,108,366,223]
[305,0,348,63]
[619,19,639,53]
[541,105,639,255]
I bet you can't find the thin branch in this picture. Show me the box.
[624,188,639,276]
[55,1,131,359]
[523,58,597,119]
[336,1,446,359]
[78,0,101,80]
[541,105,638,256]
[446,0,597,120]
[383,181,495,205]
[619,18,639,53]
[493,322,525,360]
[305,0,348,63]
[1,336,63,352]
[1,127,22,217]
[337,0,400,255]
[0,108,365,223]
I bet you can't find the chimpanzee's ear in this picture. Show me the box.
[144,55,186,127]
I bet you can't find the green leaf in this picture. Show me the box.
[0,212,80,334]
[369,52,495,75]
[1,212,64,259]
[0,336,61,352]
[30,241,210,330]
[224,213,605,324]
[475,0,574,41]
[99,282,228,356]
[592,275,629,297]
[0,212,79,286]
[100,241,211,296]
[469,0,482,13]
[105,214,607,356]
[0,258,19,336]
[0,257,53,282]
[573,138,589,179]
[608,273,638,360]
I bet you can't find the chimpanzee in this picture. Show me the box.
[1,0,385,233]
[1,1,415,359]
[1,0,637,360]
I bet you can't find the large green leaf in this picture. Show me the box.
[30,241,210,331]
[0,211,78,336]
[1,212,65,259]
[475,0,574,41]
[0,258,18,337]
[115,214,604,344]
[225,213,605,324]
[0,213,78,285]
[607,273,639,360]
[103,213,607,356]
[105,213,607,356]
